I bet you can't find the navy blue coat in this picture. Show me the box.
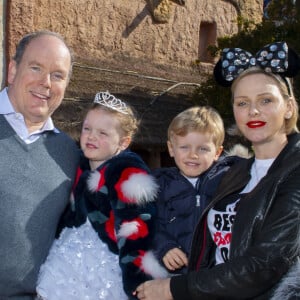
[152,155,241,274]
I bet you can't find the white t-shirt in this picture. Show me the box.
[207,158,274,265]
[185,176,198,188]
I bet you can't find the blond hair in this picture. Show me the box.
[231,67,299,134]
[168,106,225,148]
[90,102,139,140]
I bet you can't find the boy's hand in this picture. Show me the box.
[162,247,188,271]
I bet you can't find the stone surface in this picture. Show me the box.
[6,0,262,73]
[5,0,262,165]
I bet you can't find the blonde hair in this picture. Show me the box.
[168,106,225,148]
[231,67,299,134]
[90,102,139,140]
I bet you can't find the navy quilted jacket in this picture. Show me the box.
[152,155,241,274]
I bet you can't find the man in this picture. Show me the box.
[0,30,79,299]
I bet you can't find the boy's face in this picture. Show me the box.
[167,131,223,178]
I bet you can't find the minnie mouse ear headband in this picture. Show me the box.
[213,41,300,87]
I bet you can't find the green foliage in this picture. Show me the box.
[193,0,300,128]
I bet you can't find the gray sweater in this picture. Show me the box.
[0,115,79,299]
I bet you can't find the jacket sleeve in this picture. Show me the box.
[152,179,182,264]
[170,166,300,300]
[105,157,168,299]
[152,169,188,266]
[153,218,182,264]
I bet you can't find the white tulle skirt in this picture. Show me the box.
[36,220,127,300]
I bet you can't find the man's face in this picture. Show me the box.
[7,34,71,129]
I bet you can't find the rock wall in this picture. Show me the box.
[6,0,262,74]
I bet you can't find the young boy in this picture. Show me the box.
[152,106,242,274]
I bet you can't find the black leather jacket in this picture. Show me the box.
[170,133,300,300]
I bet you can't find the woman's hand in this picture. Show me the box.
[134,278,173,300]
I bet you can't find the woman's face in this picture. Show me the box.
[232,73,292,148]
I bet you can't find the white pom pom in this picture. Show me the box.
[121,173,158,204]
[87,171,101,192]
[141,251,169,279]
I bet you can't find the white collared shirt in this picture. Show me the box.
[0,88,59,144]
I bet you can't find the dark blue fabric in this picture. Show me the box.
[152,155,241,274]
[58,150,157,299]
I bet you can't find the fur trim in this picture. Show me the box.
[140,251,169,279]
[116,168,159,205]
[271,260,300,300]
[87,168,106,192]
[69,192,75,211]
[118,218,149,240]
[105,211,117,242]
[225,143,253,158]
[73,168,83,189]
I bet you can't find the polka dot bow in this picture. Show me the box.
[213,41,300,87]
[221,41,288,83]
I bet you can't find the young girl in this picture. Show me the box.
[37,92,166,299]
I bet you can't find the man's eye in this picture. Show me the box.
[51,73,64,81]
[31,66,40,72]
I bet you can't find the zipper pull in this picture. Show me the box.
[169,217,176,223]
[196,195,200,207]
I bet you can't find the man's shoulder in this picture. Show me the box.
[52,130,77,146]
[47,130,80,160]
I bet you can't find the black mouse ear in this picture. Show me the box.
[213,59,232,87]
[284,46,300,78]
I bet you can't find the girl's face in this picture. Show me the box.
[233,73,292,152]
[80,108,130,170]
[167,131,223,178]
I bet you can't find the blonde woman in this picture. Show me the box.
[135,42,300,300]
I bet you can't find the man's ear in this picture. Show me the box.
[7,61,17,85]
[167,140,174,157]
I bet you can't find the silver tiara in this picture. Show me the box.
[94,91,128,114]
